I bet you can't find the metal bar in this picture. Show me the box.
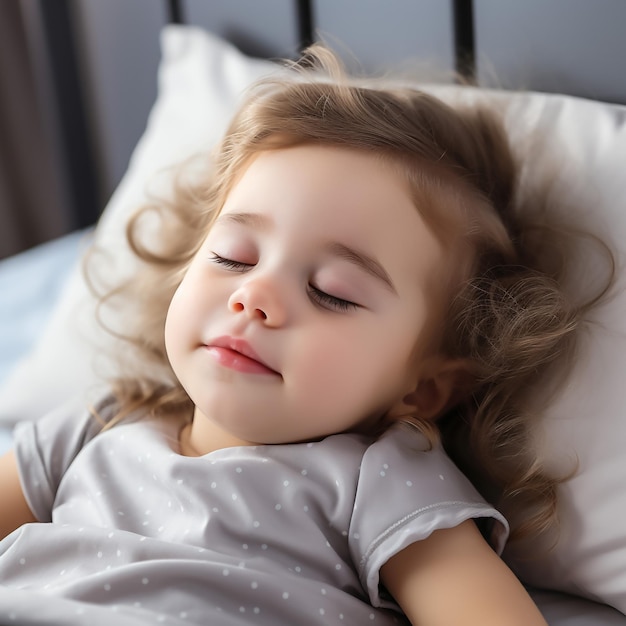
[453,0,476,83]
[167,0,185,25]
[37,0,101,228]
[296,0,314,51]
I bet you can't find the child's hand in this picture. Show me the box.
[381,519,548,626]
[0,450,37,540]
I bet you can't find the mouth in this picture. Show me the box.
[205,337,281,377]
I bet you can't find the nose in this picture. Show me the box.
[228,275,287,327]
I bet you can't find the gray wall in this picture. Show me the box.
[475,0,626,105]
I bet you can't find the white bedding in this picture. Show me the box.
[0,228,89,453]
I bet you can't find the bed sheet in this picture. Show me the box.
[0,228,90,453]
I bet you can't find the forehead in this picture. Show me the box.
[222,145,417,231]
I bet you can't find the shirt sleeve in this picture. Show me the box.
[349,424,509,610]
[12,395,114,522]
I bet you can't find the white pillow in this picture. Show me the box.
[1,24,625,616]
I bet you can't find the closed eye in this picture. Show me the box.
[210,253,253,272]
[308,285,359,312]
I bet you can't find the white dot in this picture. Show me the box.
[236,467,242,473]
[380,471,386,477]
[370,613,376,620]
[275,504,282,511]
[253,607,260,614]
[142,578,149,585]
[179,612,188,619]
[97,551,103,558]
[19,558,26,565]
[301,469,308,476]
[335,564,342,570]
[282,592,290,600]
[283,480,289,487]
[261,544,268,550]
[242,543,249,550]
[251,582,258,589]
[321,588,327,595]
[253,521,260,528]
[303,506,309,513]
[177,479,184,485]
[104,584,111,591]
[406,480,413,487]
[383,463,389,469]
[320,608,326,615]
[353,533,361,539]
[211,482,217,489]
[340,615,344,620]
[439,474,445,480]
[295,566,301,573]
[232,493,238,501]
[239,606,245,613]
[223,569,230,576]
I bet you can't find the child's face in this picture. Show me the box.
[165,145,450,449]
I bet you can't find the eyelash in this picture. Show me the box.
[210,253,251,273]
[210,253,360,313]
[307,286,359,313]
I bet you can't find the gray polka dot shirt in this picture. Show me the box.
[1,397,508,625]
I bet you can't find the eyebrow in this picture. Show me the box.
[217,212,397,293]
[217,212,272,230]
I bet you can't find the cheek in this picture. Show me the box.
[164,276,202,355]
[164,288,186,363]
[296,318,417,391]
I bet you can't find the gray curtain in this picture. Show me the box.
[0,0,68,259]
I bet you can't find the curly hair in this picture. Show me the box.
[86,46,612,546]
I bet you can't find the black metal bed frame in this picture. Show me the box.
[39,0,475,231]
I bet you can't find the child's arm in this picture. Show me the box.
[0,450,37,540]
[381,519,548,626]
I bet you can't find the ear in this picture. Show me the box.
[394,358,472,422]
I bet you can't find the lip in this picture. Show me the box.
[205,336,281,376]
